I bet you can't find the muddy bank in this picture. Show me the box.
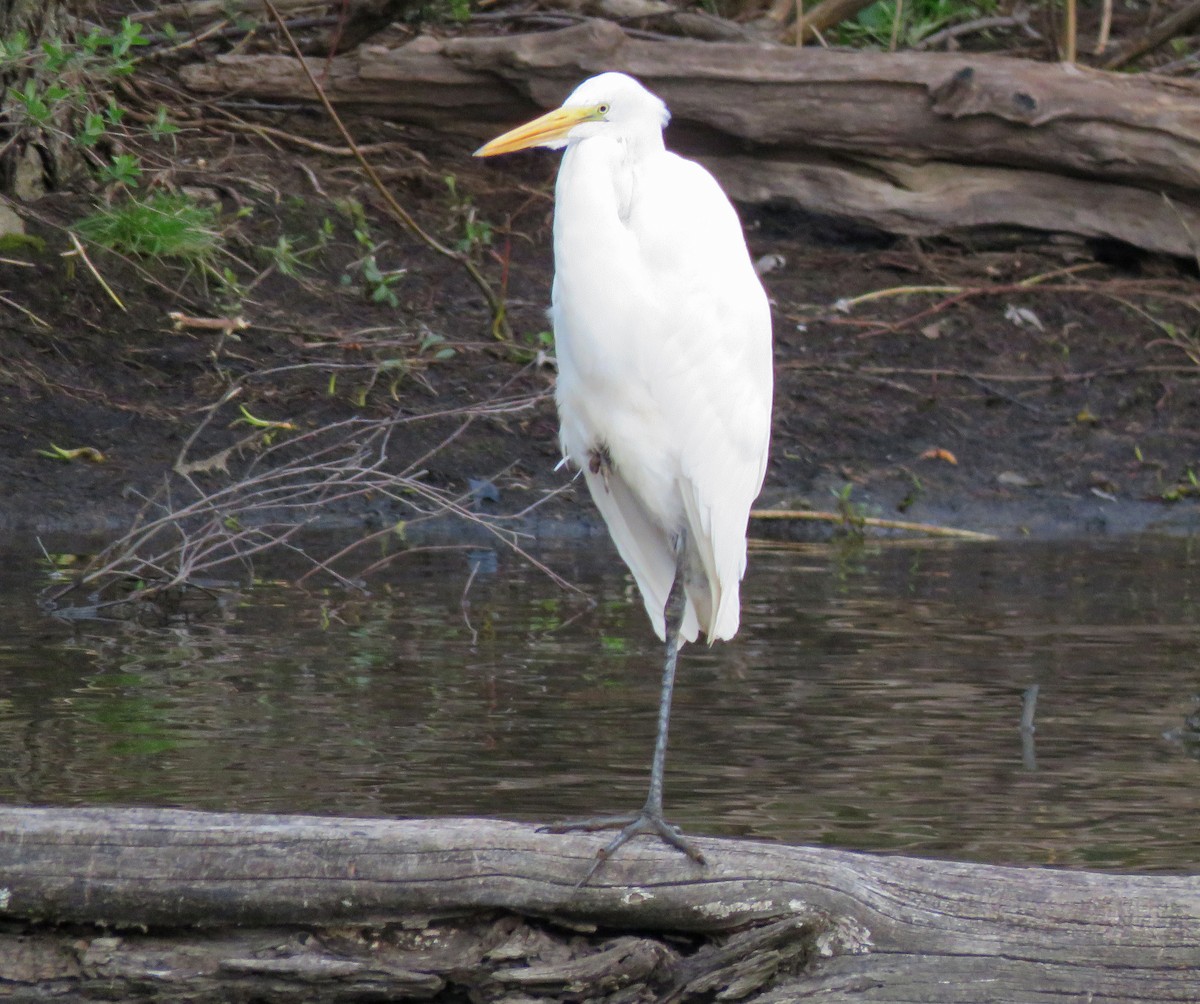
[3,114,1200,557]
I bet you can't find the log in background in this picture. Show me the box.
[180,19,1200,257]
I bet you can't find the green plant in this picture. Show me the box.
[338,199,405,308]
[98,152,142,186]
[419,331,456,361]
[261,217,333,280]
[74,192,220,265]
[1162,468,1200,503]
[836,0,998,48]
[444,174,494,257]
[358,253,404,307]
[831,483,867,537]
[267,235,304,277]
[2,19,148,132]
[147,105,180,145]
[897,472,924,514]
[510,328,555,365]
[401,0,473,25]
[6,17,210,287]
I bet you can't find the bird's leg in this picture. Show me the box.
[542,530,706,883]
[641,538,688,825]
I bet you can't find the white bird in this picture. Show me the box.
[476,72,773,875]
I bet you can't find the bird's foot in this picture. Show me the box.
[541,808,706,885]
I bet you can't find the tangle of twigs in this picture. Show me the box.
[40,363,575,623]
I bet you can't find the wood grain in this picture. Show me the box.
[1,807,1197,1001]
[179,21,1200,256]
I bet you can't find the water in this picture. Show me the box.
[2,534,1198,872]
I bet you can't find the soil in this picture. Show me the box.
[4,79,1200,565]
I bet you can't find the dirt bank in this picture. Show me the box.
[4,104,1200,552]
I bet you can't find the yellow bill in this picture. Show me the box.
[474,105,603,157]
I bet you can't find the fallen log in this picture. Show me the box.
[1,806,1197,1002]
[178,19,1200,257]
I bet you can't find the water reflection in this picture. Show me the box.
[1,535,1198,872]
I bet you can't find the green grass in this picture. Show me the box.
[836,0,999,48]
[74,192,220,264]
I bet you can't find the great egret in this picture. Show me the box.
[476,72,773,874]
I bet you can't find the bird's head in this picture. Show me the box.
[474,72,670,157]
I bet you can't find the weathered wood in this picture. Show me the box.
[177,20,1200,256]
[715,153,1200,253]
[0,806,1197,1002]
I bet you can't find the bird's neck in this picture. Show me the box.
[557,133,663,231]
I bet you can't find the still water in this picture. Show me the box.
[1,534,1197,872]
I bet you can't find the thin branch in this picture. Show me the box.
[1102,0,1200,69]
[63,233,126,310]
[750,509,997,540]
[1063,0,1077,63]
[1094,0,1113,55]
[914,12,1042,50]
[0,292,50,328]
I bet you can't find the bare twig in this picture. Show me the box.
[64,232,126,310]
[1102,0,1200,69]
[914,12,1041,50]
[889,0,903,51]
[41,350,573,619]
[1063,0,1077,63]
[0,292,50,328]
[750,509,996,540]
[1094,0,1112,55]
[128,0,319,22]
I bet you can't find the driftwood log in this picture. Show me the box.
[179,19,1200,257]
[1,806,1197,1002]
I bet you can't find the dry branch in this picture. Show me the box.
[0,807,1197,1003]
[130,0,329,21]
[1102,0,1200,69]
[179,19,1200,257]
[39,365,550,619]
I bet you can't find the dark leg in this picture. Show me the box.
[543,531,706,883]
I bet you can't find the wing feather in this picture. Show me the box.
[552,140,773,644]
[630,154,772,641]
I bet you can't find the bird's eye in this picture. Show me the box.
[597,103,610,116]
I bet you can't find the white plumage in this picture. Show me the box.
[479,72,772,645]
[475,72,773,873]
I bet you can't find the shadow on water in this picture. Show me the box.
[2,533,1198,872]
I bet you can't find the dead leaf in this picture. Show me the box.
[997,470,1038,488]
[1004,304,1044,331]
[38,444,105,463]
[753,253,786,276]
[920,447,958,464]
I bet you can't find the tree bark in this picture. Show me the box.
[179,19,1200,257]
[1,806,1197,1002]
